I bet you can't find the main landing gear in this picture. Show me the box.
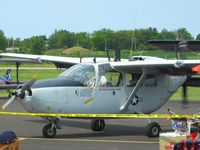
[90,119,161,137]
[145,122,161,137]
[42,118,61,138]
[90,119,105,131]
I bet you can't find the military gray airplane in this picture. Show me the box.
[0,53,200,138]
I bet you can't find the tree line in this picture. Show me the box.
[0,27,200,54]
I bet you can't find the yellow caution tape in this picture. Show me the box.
[0,111,200,118]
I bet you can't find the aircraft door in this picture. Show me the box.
[93,64,126,113]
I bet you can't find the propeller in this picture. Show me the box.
[2,95,16,110]
[2,78,36,110]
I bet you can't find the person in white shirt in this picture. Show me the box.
[98,76,107,87]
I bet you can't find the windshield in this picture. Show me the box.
[59,64,95,86]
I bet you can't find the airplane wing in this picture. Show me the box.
[0,84,23,90]
[0,53,120,68]
[111,59,200,74]
[0,53,80,68]
[0,58,39,64]
[147,40,200,51]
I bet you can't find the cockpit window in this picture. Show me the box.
[59,64,95,86]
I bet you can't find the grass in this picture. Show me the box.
[171,87,200,101]
[0,68,63,81]
[1,48,200,100]
[0,63,55,68]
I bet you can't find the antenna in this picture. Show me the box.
[130,32,134,57]
[130,9,137,58]
[8,39,10,48]
[12,37,14,47]
[139,51,144,56]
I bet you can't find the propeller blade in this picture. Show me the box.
[20,78,36,94]
[2,95,16,110]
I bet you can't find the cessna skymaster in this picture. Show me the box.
[0,52,200,138]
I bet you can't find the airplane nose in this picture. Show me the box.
[22,95,32,103]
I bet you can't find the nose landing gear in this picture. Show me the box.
[42,117,61,138]
[42,124,57,138]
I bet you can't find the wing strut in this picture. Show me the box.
[120,69,148,112]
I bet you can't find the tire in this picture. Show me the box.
[145,122,161,137]
[91,119,105,131]
[42,124,57,138]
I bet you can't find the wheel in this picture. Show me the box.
[42,124,57,138]
[145,122,161,137]
[90,119,105,131]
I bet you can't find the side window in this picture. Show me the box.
[98,64,122,87]
[145,74,157,87]
[102,71,123,87]
[126,73,157,87]
[126,73,141,87]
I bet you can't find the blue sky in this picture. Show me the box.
[0,0,200,39]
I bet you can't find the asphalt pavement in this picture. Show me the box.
[0,100,199,150]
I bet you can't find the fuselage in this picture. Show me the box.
[19,61,187,114]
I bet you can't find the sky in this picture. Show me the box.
[0,0,200,39]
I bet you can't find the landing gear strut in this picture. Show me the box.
[145,122,161,137]
[42,117,61,138]
[90,119,105,131]
[42,124,57,138]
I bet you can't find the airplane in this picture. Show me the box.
[0,68,11,85]
[1,52,200,138]
[147,40,200,105]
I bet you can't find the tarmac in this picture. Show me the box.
[0,99,199,150]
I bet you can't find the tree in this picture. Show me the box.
[113,30,133,50]
[30,36,47,54]
[48,30,75,49]
[14,38,22,48]
[75,32,92,49]
[91,28,114,50]
[0,30,7,50]
[134,27,159,41]
[196,34,200,40]
[20,35,46,54]
[158,29,176,39]
[176,28,193,40]
[133,28,159,50]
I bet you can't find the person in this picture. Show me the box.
[98,75,107,87]
[87,77,95,88]
[0,68,11,85]
[4,68,11,81]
